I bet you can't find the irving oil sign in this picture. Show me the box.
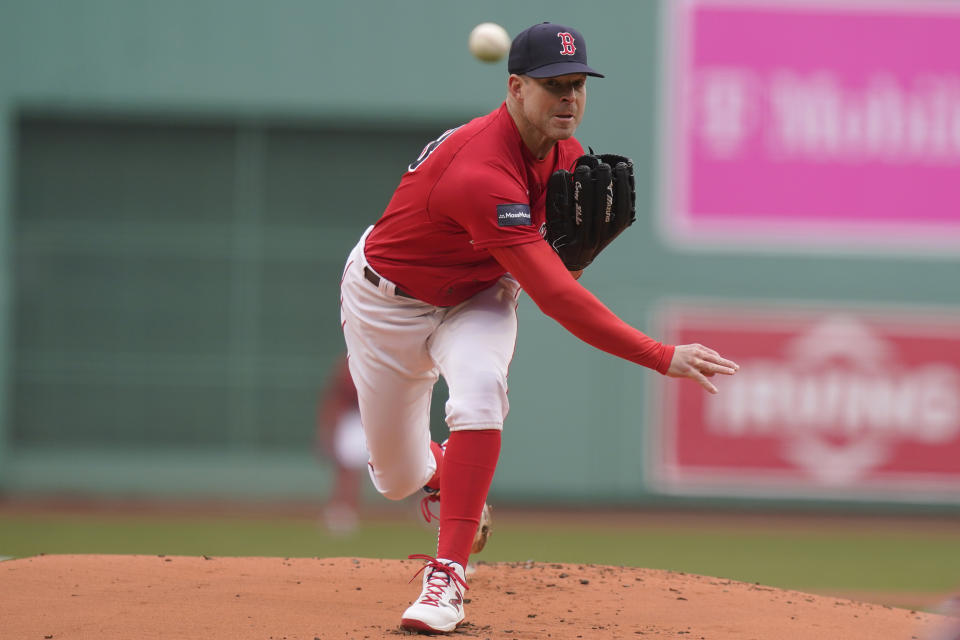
[650,303,960,503]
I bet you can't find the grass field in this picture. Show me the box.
[1,500,958,611]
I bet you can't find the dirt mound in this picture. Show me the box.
[0,554,952,639]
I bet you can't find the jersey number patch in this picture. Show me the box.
[408,127,462,172]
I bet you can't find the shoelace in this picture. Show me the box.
[419,492,440,524]
[407,553,468,607]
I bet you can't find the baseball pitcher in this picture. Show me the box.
[338,21,740,633]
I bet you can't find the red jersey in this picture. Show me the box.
[365,103,584,307]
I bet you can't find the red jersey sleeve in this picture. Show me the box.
[488,241,675,374]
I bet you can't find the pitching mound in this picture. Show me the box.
[0,554,951,639]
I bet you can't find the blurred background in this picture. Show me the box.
[0,0,958,613]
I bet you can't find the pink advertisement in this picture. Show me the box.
[649,302,960,502]
[663,1,960,251]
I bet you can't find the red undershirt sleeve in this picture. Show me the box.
[489,240,675,374]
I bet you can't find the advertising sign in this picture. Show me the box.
[662,1,960,252]
[651,302,960,502]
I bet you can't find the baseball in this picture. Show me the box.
[469,22,510,63]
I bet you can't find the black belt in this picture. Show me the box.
[364,266,415,299]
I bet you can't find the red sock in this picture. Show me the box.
[436,429,501,567]
[424,440,443,491]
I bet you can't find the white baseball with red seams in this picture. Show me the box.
[469,22,510,62]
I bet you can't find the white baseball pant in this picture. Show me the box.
[339,227,520,500]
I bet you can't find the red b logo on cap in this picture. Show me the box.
[557,32,576,56]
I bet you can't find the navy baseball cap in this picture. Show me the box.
[508,22,604,78]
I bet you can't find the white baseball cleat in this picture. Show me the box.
[400,555,468,633]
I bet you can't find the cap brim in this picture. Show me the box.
[524,62,604,78]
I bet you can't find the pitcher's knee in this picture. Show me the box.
[366,463,426,501]
[446,370,509,428]
[378,483,420,501]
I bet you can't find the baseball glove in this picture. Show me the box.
[545,153,636,271]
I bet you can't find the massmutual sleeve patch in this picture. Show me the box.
[496,203,532,227]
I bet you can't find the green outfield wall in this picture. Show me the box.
[0,1,957,506]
